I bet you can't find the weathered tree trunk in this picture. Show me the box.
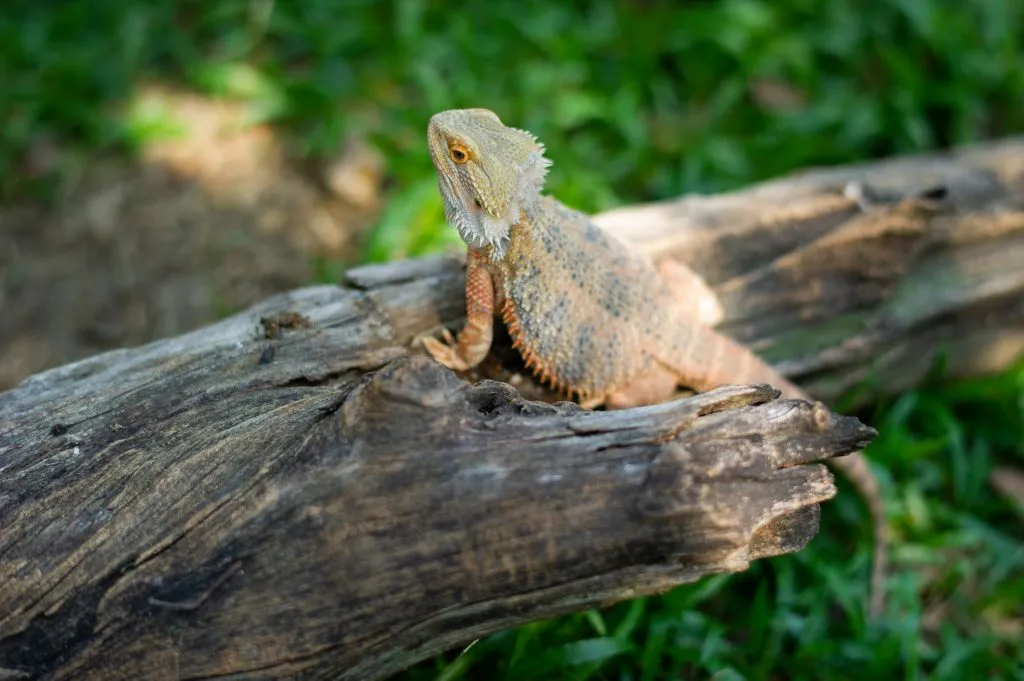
[4,135,1022,679]
[0,264,871,680]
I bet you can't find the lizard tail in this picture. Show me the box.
[672,327,888,618]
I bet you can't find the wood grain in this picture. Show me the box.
[1,270,871,679]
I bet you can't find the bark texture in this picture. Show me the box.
[0,263,871,679]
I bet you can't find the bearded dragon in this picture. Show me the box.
[420,107,888,616]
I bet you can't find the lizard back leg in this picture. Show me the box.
[602,363,680,409]
[656,259,724,327]
[587,261,725,409]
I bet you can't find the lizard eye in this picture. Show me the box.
[448,144,469,164]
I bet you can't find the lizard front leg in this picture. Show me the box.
[422,248,496,371]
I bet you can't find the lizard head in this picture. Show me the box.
[427,108,552,254]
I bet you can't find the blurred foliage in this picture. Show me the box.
[2,0,1023,678]
[4,1,1024,238]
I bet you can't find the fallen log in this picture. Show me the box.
[0,267,872,679]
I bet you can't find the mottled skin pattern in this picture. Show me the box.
[499,196,778,404]
[421,108,887,616]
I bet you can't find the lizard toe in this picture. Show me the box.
[421,335,471,372]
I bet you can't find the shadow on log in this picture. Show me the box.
[0,270,873,679]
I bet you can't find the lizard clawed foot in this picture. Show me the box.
[419,328,472,372]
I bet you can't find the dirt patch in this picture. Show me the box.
[0,87,384,390]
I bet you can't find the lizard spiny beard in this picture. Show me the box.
[438,149,552,259]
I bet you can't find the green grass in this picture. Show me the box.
[3,0,1023,678]
[5,1,1024,216]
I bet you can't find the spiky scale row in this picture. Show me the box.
[502,298,585,400]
